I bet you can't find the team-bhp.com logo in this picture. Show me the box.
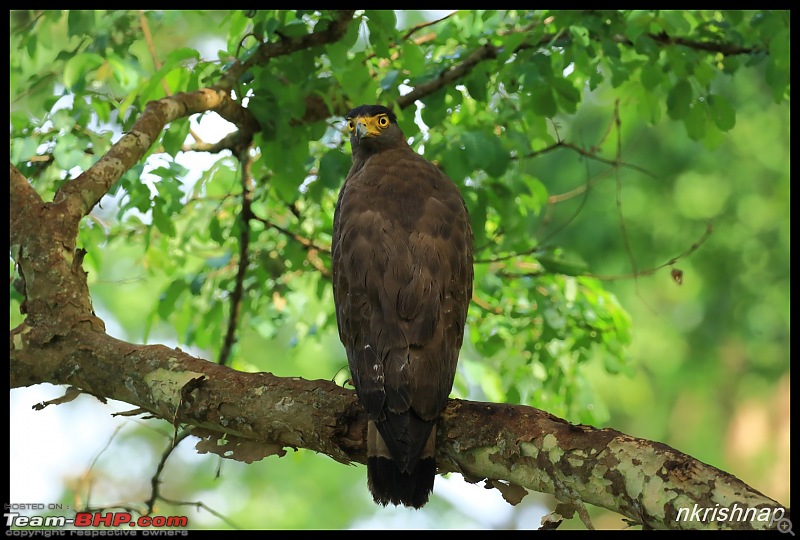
[5,504,188,532]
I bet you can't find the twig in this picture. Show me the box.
[252,215,332,278]
[612,100,640,288]
[76,425,125,511]
[401,11,457,41]
[643,31,760,56]
[139,11,206,145]
[475,109,655,265]
[182,131,242,154]
[252,215,330,254]
[138,11,171,97]
[514,140,658,181]
[158,497,241,529]
[217,8,775,130]
[218,10,356,92]
[499,224,713,281]
[470,293,504,315]
[397,43,499,109]
[144,430,192,514]
[218,143,255,367]
[362,11,457,65]
[584,223,713,281]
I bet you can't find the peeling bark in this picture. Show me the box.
[9,324,788,530]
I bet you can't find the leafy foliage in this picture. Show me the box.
[10,9,789,529]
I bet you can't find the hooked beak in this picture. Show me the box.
[354,121,368,140]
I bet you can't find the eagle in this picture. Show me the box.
[331,104,474,508]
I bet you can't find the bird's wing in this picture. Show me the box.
[333,152,473,424]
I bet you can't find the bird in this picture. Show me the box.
[331,104,474,508]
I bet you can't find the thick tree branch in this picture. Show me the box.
[9,326,787,530]
[53,89,258,222]
[10,161,43,210]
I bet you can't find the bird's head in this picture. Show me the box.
[345,104,405,156]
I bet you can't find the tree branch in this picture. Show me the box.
[216,10,356,92]
[642,31,761,56]
[53,89,258,222]
[225,12,769,127]
[9,325,788,531]
[218,142,255,366]
[396,43,499,109]
[251,214,331,278]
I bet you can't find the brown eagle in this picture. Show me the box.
[331,104,474,508]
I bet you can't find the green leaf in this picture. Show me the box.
[722,10,743,25]
[138,47,200,104]
[624,12,653,42]
[519,173,548,215]
[539,255,588,277]
[402,41,425,73]
[530,85,557,118]
[657,11,690,34]
[318,149,351,191]
[209,215,225,245]
[551,77,580,113]
[496,32,526,63]
[227,10,250,53]
[765,57,790,103]
[666,79,692,120]
[636,88,662,124]
[189,274,206,295]
[440,145,469,183]
[326,40,351,70]
[366,10,397,58]
[683,102,707,141]
[769,28,790,69]
[335,61,376,107]
[640,62,663,90]
[692,60,716,88]
[721,55,739,75]
[158,279,186,320]
[706,94,736,132]
[67,10,95,38]
[465,70,488,102]
[25,33,37,58]
[162,119,190,157]
[569,26,590,47]
[379,69,400,91]
[607,58,633,87]
[91,99,111,124]
[421,90,448,127]
[365,10,397,31]
[152,201,177,237]
[63,53,104,92]
[10,137,42,165]
[206,252,231,270]
[53,133,86,171]
[475,333,506,358]
[267,141,309,202]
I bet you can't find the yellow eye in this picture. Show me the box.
[378,115,389,127]
[347,120,354,131]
